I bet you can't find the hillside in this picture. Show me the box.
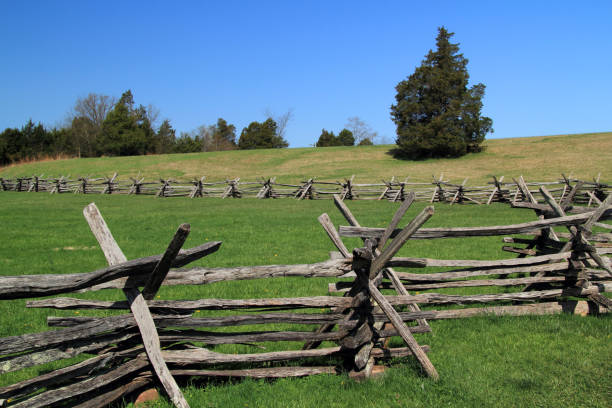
[0,132,609,184]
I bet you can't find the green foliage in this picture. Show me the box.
[203,118,237,151]
[173,133,202,153]
[391,27,493,159]
[153,119,177,154]
[358,137,374,146]
[316,128,354,147]
[98,92,149,156]
[337,128,355,146]
[315,129,338,147]
[0,120,75,165]
[238,118,289,149]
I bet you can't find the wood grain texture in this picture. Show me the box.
[142,223,190,300]
[367,280,439,379]
[0,240,221,299]
[83,203,190,408]
[339,212,598,239]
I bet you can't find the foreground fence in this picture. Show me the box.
[1,173,609,204]
[0,190,610,407]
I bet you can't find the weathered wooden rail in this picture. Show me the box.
[0,190,610,407]
[1,173,608,205]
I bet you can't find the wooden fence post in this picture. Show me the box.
[83,203,191,408]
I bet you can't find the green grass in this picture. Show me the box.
[0,193,610,407]
[0,131,610,184]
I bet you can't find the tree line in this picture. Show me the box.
[0,90,380,166]
[0,90,295,166]
[1,27,493,165]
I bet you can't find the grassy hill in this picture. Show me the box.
[0,132,610,184]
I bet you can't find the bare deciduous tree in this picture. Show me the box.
[73,93,117,127]
[69,93,117,157]
[264,108,294,141]
[345,116,379,145]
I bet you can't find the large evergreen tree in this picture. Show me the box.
[154,119,177,154]
[390,27,492,159]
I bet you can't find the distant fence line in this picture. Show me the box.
[0,173,609,205]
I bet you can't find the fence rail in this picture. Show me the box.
[1,173,609,205]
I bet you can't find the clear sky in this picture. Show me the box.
[1,0,611,147]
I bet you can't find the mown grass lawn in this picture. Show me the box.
[0,193,610,407]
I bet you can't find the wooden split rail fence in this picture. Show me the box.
[1,173,609,205]
[0,192,611,407]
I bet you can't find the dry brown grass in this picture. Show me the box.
[0,132,609,184]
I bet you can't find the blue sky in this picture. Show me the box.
[1,1,610,147]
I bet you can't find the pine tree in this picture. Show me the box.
[238,118,288,149]
[98,90,147,156]
[390,27,492,159]
[337,129,355,146]
[315,129,337,147]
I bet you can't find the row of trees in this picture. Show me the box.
[1,89,382,165]
[315,117,379,147]
[0,91,297,165]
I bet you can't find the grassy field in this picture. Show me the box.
[0,193,610,407]
[0,132,610,184]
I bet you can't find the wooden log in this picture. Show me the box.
[0,330,138,374]
[318,213,351,258]
[0,240,221,299]
[338,212,598,239]
[9,357,150,408]
[78,258,353,291]
[27,295,354,312]
[46,301,609,335]
[30,282,612,312]
[83,203,190,408]
[339,195,430,336]
[583,193,612,232]
[366,280,438,379]
[330,275,568,292]
[301,196,367,351]
[540,187,612,276]
[339,194,430,332]
[511,202,612,219]
[588,293,612,309]
[171,366,337,378]
[378,284,612,305]
[163,346,343,365]
[514,176,537,204]
[0,314,135,356]
[377,192,415,251]
[387,251,573,268]
[72,375,153,408]
[560,181,585,208]
[419,301,605,318]
[47,312,350,328]
[502,246,537,256]
[142,223,190,300]
[156,329,347,345]
[0,347,139,401]
[370,206,435,279]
